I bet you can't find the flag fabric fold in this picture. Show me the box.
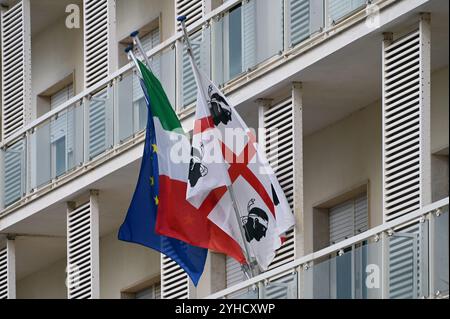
[186,59,296,270]
[118,61,208,285]
[119,61,246,272]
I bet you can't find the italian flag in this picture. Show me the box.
[137,61,245,264]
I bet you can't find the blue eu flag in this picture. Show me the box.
[118,66,207,286]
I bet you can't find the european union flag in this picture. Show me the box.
[118,64,207,286]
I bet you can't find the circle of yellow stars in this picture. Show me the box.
[150,143,159,206]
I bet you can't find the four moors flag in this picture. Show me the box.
[186,57,296,270]
[119,58,246,285]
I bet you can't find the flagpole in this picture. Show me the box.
[130,31,153,69]
[125,45,143,77]
[177,16,256,279]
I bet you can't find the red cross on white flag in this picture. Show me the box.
[186,57,295,271]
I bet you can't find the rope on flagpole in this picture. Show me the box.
[177,15,257,279]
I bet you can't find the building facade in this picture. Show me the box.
[0,0,448,299]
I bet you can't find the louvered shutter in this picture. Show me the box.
[382,18,431,222]
[1,0,32,139]
[263,100,296,269]
[67,195,100,299]
[289,0,323,47]
[176,0,204,31]
[3,140,25,206]
[388,222,426,299]
[50,85,74,144]
[88,87,113,159]
[241,0,256,71]
[181,29,210,107]
[83,0,116,88]
[329,195,368,245]
[289,0,310,46]
[0,246,8,299]
[160,254,189,299]
[328,0,366,24]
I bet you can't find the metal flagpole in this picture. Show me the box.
[130,31,152,69]
[125,45,143,77]
[177,16,256,279]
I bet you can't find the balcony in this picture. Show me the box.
[207,198,449,299]
[0,0,394,212]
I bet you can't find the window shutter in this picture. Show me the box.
[289,0,310,46]
[83,0,115,88]
[1,0,32,139]
[382,18,431,222]
[160,254,189,299]
[388,222,426,299]
[50,85,74,144]
[88,87,113,159]
[176,0,204,31]
[328,0,366,24]
[263,99,296,269]
[241,0,256,71]
[226,256,246,288]
[0,246,8,299]
[3,140,25,206]
[67,196,100,299]
[329,201,355,245]
[329,195,368,245]
[181,30,210,107]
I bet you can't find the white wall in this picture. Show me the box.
[99,230,161,299]
[116,0,174,42]
[431,67,449,153]
[303,100,382,254]
[17,259,67,299]
[31,16,83,119]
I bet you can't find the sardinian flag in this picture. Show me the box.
[186,59,296,270]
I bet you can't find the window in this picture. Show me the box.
[329,194,368,245]
[121,280,161,299]
[50,84,74,178]
[119,21,160,131]
[135,283,161,299]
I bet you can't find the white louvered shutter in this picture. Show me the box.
[289,0,310,46]
[289,0,323,47]
[328,0,366,24]
[329,195,368,245]
[388,222,426,299]
[67,197,100,299]
[3,140,25,206]
[161,254,189,299]
[1,0,32,139]
[176,0,204,31]
[0,246,8,299]
[181,29,210,107]
[382,19,431,222]
[83,0,116,89]
[88,87,113,159]
[241,0,256,72]
[263,100,296,269]
[50,85,74,149]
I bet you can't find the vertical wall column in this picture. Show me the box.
[66,190,100,299]
[382,14,432,223]
[1,0,32,139]
[291,82,304,258]
[83,0,117,89]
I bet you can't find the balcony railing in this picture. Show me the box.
[207,198,449,299]
[0,0,386,211]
